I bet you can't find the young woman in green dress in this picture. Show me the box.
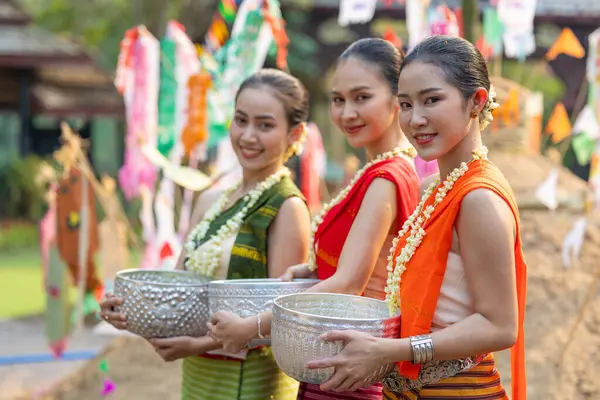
[99,68,312,399]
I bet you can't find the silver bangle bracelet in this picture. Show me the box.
[409,334,435,364]
[256,314,265,339]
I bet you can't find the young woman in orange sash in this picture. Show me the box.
[305,36,527,400]
[208,38,421,400]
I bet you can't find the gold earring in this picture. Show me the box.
[470,110,478,119]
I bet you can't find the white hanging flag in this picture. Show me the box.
[535,167,559,210]
[561,217,587,269]
[497,0,538,59]
[338,0,378,27]
[406,0,430,49]
[573,105,600,139]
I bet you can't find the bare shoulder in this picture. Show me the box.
[276,196,310,222]
[362,177,397,205]
[458,188,515,234]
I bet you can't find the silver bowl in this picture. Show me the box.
[208,278,320,318]
[209,278,320,348]
[113,269,210,339]
[271,292,401,385]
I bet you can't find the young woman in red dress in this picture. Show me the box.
[208,38,421,400]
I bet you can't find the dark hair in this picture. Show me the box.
[401,35,491,101]
[236,68,309,128]
[338,38,404,94]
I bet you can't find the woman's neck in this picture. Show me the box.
[437,129,483,180]
[364,126,407,162]
[241,162,284,193]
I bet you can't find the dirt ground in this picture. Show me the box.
[30,153,600,400]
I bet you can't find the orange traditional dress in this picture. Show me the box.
[383,154,527,400]
[298,154,421,400]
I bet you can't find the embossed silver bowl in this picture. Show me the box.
[272,292,401,385]
[113,269,210,339]
[208,278,320,318]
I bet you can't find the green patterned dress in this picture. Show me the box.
[182,175,304,400]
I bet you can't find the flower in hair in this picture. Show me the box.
[480,84,500,130]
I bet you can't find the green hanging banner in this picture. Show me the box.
[157,38,177,157]
[206,0,282,148]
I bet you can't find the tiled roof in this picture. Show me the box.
[32,83,123,116]
[0,0,29,24]
[0,24,90,64]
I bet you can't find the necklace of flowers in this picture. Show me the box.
[307,146,418,271]
[184,168,291,277]
[384,146,489,315]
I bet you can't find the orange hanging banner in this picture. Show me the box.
[181,72,212,155]
[546,28,585,61]
[498,88,520,127]
[545,102,572,143]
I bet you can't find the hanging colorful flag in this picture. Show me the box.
[476,37,494,60]
[572,103,599,165]
[586,29,600,85]
[219,0,238,23]
[483,7,504,56]
[157,38,177,157]
[535,167,559,211]
[338,0,378,27]
[182,72,212,155]
[561,217,587,269]
[383,27,403,48]
[116,27,160,200]
[428,5,459,37]
[573,104,599,139]
[497,0,537,59]
[45,245,70,358]
[545,102,572,143]
[263,0,290,70]
[300,123,327,211]
[55,168,101,312]
[546,27,585,61]
[572,133,597,166]
[40,182,58,289]
[406,0,430,50]
[498,88,520,126]
[207,0,279,148]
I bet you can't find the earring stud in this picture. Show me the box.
[470,110,478,119]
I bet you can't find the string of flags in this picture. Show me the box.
[100,359,116,396]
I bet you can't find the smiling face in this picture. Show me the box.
[397,62,481,162]
[329,58,399,149]
[229,86,293,173]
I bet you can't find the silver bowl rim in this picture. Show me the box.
[209,278,321,288]
[273,292,399,323]
[115,268,210,287]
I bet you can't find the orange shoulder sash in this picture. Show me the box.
[393,159,527,400]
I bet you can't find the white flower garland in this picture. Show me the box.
[384,146,489,315]
[307,146,417,271]
[479,85,500,131]
[184,168,291,277]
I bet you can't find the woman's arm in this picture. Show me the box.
[174,189,223,270]
[266,196,311,277]
[378,188,518,362]
[307,188,519,392]
[235,178,398,340]
[305,178,397,295]
[207,196,310,351]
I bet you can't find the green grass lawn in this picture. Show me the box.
[0,248,142,319]
[0,249,46,318]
